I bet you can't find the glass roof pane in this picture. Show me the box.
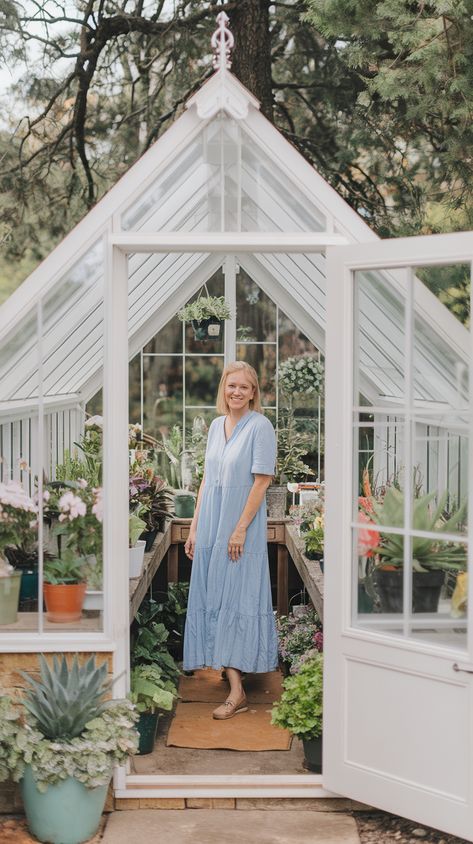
[120,112,328,234]
[2,240,103,401]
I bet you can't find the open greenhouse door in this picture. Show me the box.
[324,232,473,841]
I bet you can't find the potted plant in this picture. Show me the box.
[177,294,231,341]
[360,487,467,613]
[267,408,314,519]
[129,511,147,578]
[44,482,102,620]
[138,585,190,661]
[43,549,87,622]
[278,354,324,410]
[276,606,323,676]
[303,513,324,566]
[0,479,38,624]
[129,466,174,551]
[271,654,324,772]
[130,663,177,755]
[0,654,138,844]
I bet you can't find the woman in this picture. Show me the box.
[183,361,278,720]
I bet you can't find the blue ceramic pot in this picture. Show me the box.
[21,765,110,844]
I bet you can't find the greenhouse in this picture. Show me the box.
[0,13,472,841]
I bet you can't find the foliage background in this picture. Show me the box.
[0,0,471,317]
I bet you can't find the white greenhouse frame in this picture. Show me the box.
[0,56,471,805]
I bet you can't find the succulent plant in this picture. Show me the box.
[20,654,111,740]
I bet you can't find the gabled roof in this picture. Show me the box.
[0,66,468,412]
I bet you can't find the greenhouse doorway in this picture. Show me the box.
[106,232,343,800]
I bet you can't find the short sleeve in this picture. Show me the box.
[251,417,277,476]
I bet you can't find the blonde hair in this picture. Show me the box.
[216,361,263,415]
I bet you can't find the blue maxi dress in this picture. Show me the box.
[183,410,279,673]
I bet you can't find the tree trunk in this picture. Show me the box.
[228,0,273,121]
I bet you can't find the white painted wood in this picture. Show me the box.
[111,232,347,252]
[324,232,473,842]
[103,238,130,694]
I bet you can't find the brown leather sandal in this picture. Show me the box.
[212,695,248,720]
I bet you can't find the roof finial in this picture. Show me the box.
[211,11,234,71]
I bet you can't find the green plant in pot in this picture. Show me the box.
[360,488,467,613]
[129,510,147,578]
[43,548,88,623]
[130,664,177,755]
[267,408,314,519]
[271,654,323,772]
[177,294,231,341]
[0,479,38,624]
[1,654,138,844]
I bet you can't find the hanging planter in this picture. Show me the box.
[177,286,231,342]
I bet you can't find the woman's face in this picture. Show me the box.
[224,370,255,414]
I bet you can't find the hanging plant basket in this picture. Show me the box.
[177,288,231,343]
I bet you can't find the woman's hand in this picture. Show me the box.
[228,525,247,561]
[185,526,197,560]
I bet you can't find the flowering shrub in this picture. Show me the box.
[278,354,324,397]
[0,480,38,558]
[276,607,323,673]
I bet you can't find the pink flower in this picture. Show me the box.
[358,511,380,558]
[58,492,87,521]
[92,488,103,523]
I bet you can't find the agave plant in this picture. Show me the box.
[365,488,467,572]
[20,654,111,740]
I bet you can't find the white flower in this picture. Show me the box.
[287,483,300,493]
[85,415,103,428]
[0,481,37,513]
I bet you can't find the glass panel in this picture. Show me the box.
[356,527,467,650]
[236,270,276,342]
[236,343,276,406]
[121,127,207,232]
[355,270,406,407]
[1,397,40,633]
[143,355,182,439]
[412,414,468,538]
[129,354,141,426]
[185,357,223,407]
[414,265,469,410]
[278,312,317,358]
[240,128,326,232]
[143,315,182,355]
[2,242,103,401]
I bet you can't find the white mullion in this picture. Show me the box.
[37,300,44,637]
[468,259,473,660]
[224,255,237,367]
[403,268,414,639]
[182,317,186,450]
[104,237,129,696]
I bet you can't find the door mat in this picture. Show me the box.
[179,668,284,704]
[166,701,292,751]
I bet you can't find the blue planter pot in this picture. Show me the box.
[21,765,110,844]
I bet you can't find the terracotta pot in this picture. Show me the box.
[43,582,87,623]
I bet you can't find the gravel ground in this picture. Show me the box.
[354,811,469,844]
[0,816,107,843]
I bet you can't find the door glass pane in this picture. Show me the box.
[353,262,469,652]
[355,270,406,407]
